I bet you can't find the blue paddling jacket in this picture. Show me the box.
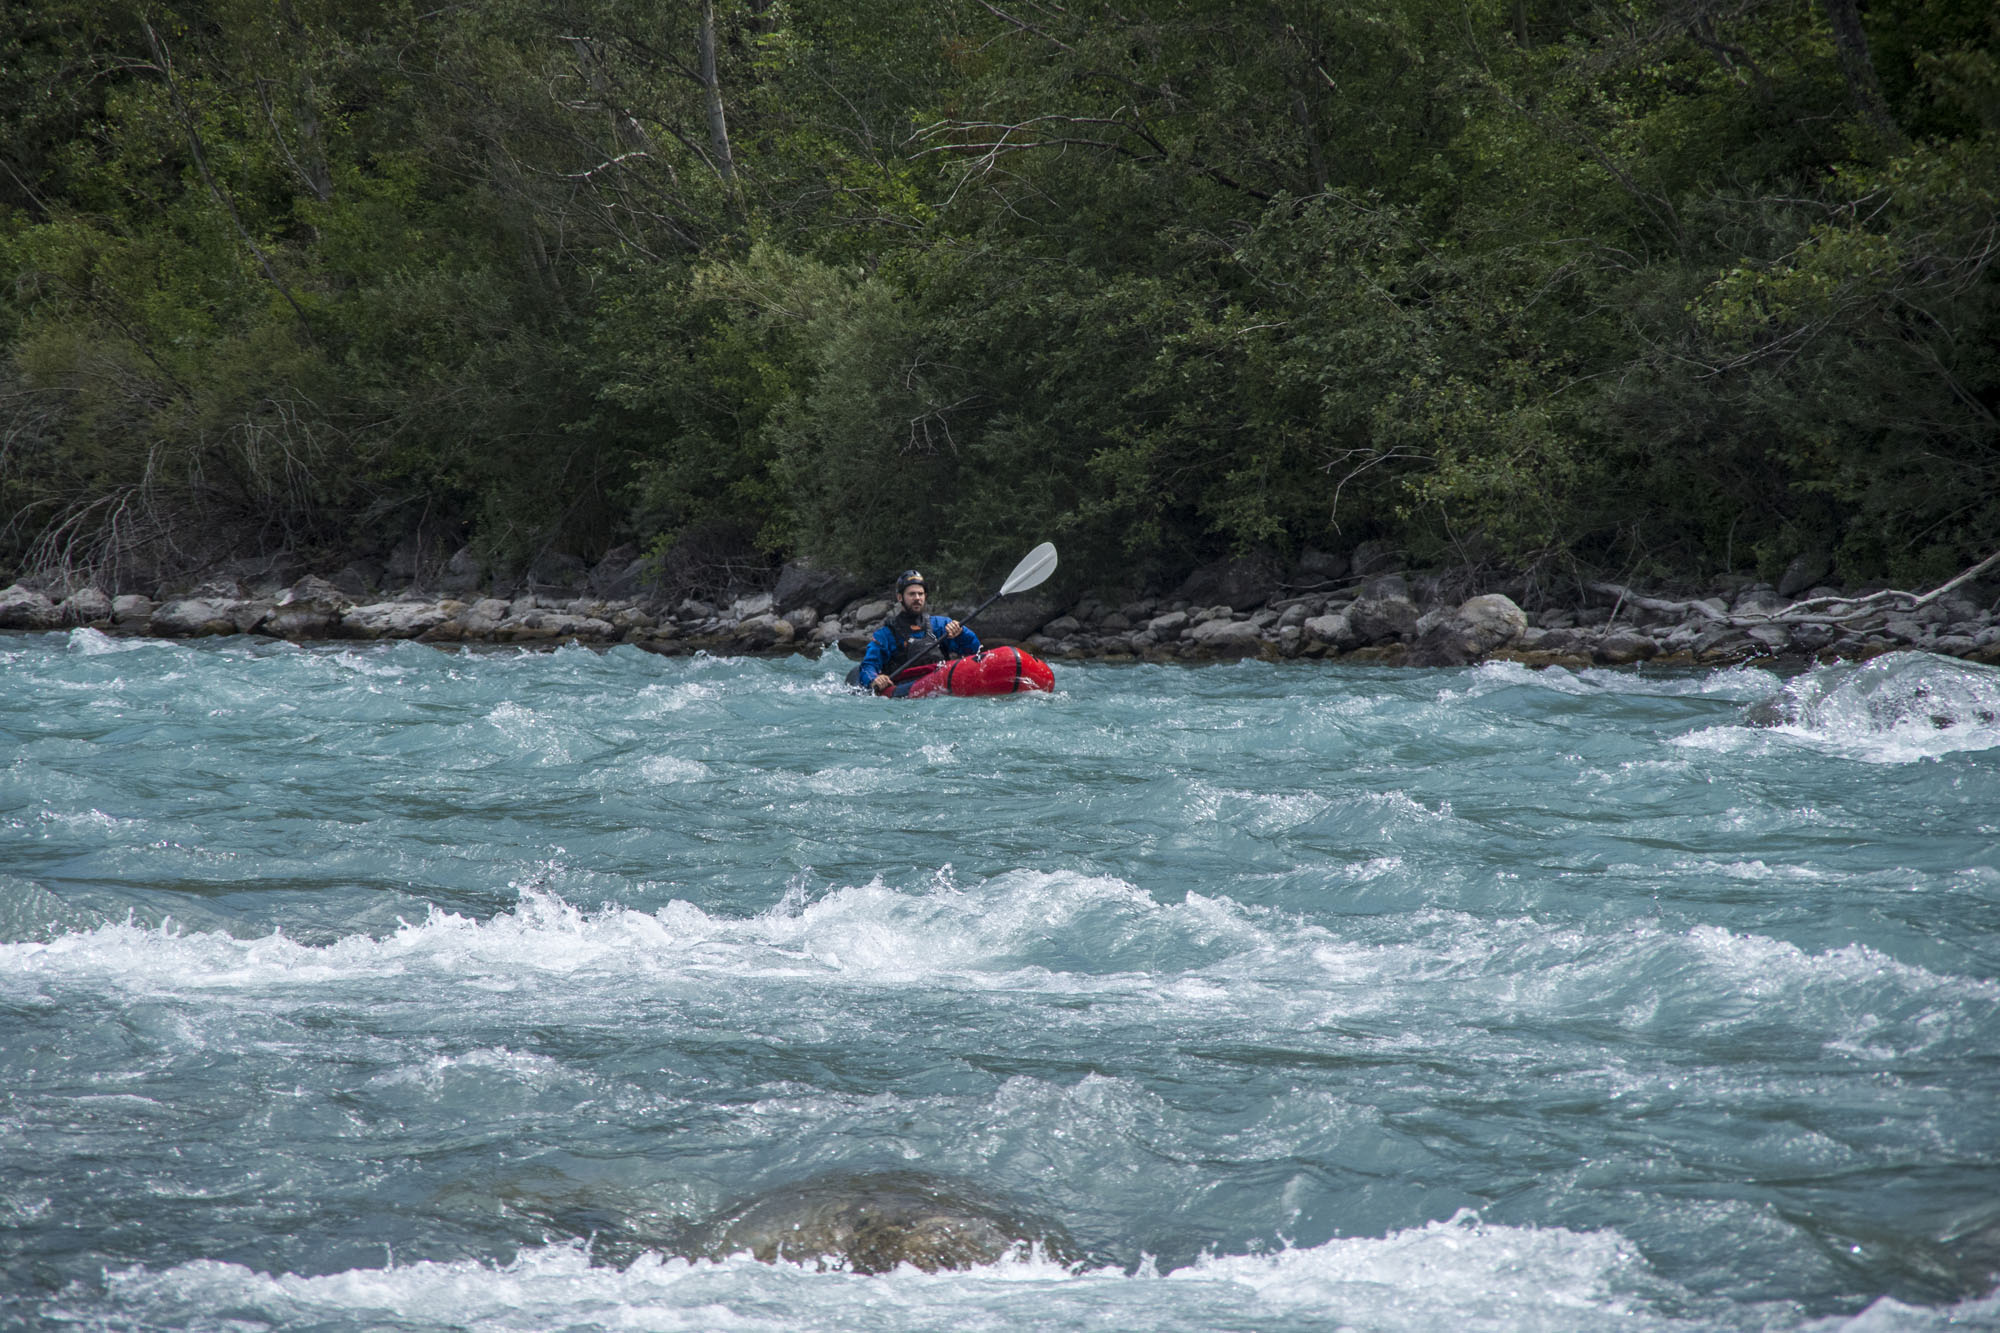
[860,614,980,685]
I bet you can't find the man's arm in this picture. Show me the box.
[937,616,980,656]
[858,628,896,692]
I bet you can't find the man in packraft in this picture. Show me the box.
[860,569,979,695]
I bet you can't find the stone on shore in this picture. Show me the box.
[1186,616,1266,653]
[1346,595,1420,645]
[0,584,60,630]
[774,558,865,615]
[59,587,114,627]
[257,576,353,638]
[1174,551,1285,611]
[150,598,244,637]
[1407,594,1527,667]
[1302,612,1356,649]
[340,600,462,639]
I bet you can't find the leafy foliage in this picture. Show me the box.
[3,0,1995,593]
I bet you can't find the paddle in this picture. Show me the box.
[845,542,1059,690]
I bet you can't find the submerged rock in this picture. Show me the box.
[687,1171,1075,1274]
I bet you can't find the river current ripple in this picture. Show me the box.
[2,630,1997,1332]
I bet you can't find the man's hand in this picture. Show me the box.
[944,620,962,638]
[871,673,893,694]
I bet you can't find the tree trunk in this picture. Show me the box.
[698,0,735,182]
[1820,0,1901,143]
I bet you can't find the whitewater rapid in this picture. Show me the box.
[3,635,1996,1331]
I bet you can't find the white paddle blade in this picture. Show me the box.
[1001,542,1058,595]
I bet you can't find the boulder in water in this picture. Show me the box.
[690,1171,1075,1274]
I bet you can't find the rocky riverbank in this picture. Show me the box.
[4,549,1998,669]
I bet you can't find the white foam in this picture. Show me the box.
[5,885,1991,1066]
[1448,659,1780,701]
[66,626,147,655]
[72,1212,1737,1333]
[1695,652,2000,764]
[639,755,712,783]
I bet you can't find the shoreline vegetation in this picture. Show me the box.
[5,546,1997,670]
[3,5,1997,618]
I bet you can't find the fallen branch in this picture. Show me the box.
[1589,550,2000,629]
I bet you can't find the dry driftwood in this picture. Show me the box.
[1589,550,2000,629]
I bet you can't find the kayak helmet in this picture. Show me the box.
[895,569,926,593]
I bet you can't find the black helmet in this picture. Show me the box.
[895,569,926,593]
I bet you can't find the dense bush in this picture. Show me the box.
[3,0,1994,595]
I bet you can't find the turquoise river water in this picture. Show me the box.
[3,629,1998,1332]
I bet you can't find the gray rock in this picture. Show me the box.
[733,613,795,648]
[1360,571,1410,601]
[0,584,60,630]
[385,533,435,582]
[260,578,350,638]
[1691,627,1743,656]
[782,606,818,633]
[1595,630,1659,663]
[1276,603,1308,630]
[975,592,1061,641]
[1290,548,1349,585]
[587,545,641,598]
[1146,610,1190,635]
[1777,552,1832,598]
[340,601,459,639]
[188,577,248,601]
[260,604,338,639]
[456,598,513,636]
[330,562,379,598]
[1407,594,1529,667]
[1733,586,1786,616]
[687,1171,1075,1275]
[1041,615,1082,637]
[1745,624,1791,652]
[1934,635,1979,657]
[1884,617,1928,643]
[150,599,240,636]
[1173,551,1284,611]
[1186,617,1266,651]
[111,595,155,628]
[1346,595,1420,645]
[58,587,113,627]
[214,553,305,598]
[438,547,484,595]
[773,558,865,614]
[1302,612,1355,648]
[526,552,587,593]
[1789,623,1836,652]
[1349,539,1404,577]
[497,610,613,643]
[845,598,892,625]
[279,576,353,610]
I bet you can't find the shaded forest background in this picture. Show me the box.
[2,0,1996,601]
